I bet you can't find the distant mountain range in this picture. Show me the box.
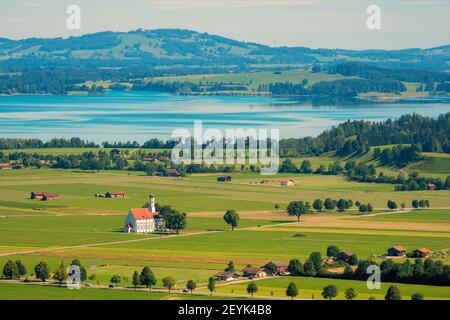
[0,29,449,72]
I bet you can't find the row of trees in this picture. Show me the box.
[285,247,450,286]
[2,259,88,284]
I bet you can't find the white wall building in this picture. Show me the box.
[123,194,163,233]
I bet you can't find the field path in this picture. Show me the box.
[0,220,300,258]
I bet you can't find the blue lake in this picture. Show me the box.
[0,91,449,142]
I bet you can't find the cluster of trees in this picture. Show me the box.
[286,247,450,286]
[374,145,421,167]
[279,113,450,157]
[310,79,406,97]
[143,203,187,234]
[257,80,309,96]
[333,62,450,88]
[258,78,406,97]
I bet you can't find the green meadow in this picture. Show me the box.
[207,276,450,300]
[0,167,449,300]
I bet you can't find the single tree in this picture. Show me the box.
[324,198,335,211]
[385,285,402,300]
[132,271,140,289]
[387,200,398,210]
[326,245,340,258]
[223,209,240,231]
[286,201,308,221]
[274,203,280,210]
[140,266,157,291]
[313,199,323,212]
[166,212,187,234]
[70,259,87,282]
[412,199,419,209]
[265,262,277,275]
[322,285,339,300]
[186,280,197,294]
[2,260,19,279]
[247,282,258,297]
[53,261,68,286]
[34,261,50,283]
[286,282,298,300]
[207,277,216,296]
[367,203,374,212]
[287,259,304,276]
[15,260,27,278]
[162,276,176,292]
[345,288,358,300]
[225,261,235,273]
[110,274,121,287]
[411,293,423,300]
[337,199,347,212]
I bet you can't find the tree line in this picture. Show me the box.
[279,113,450,157]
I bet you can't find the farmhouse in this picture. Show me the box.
[123,194,164,233]
[263,261,288,274]
[214,271,236,281]
[217,176,232,182]
[166,168,181,177]
[30,192,59,201]
[336,250,354,262]
[413,248,431,257]
[280,179,295,186]
[241,267,267,278]
[387,246,406,257]
[158,157,171,162]
[43,193,58,201]
[0,163,11,169]
[105,192,126,198]
[427,183,437,190]
[143,157,158,162]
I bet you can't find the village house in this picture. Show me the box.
[123,194,164,233]
[413,248,431,258]
[427,183,437,190]
[387,246,407,257]
[280,179,295,187]
[166,168,181,177]
[31,192,59,201]
[42,193,59,201]
[214,271,237,281]
[241,267,267,279]
[105,192,126,199]
[217,176,232,182]
[143,157,158,162]
[263,261,288,274]
[336,250,354,262]
[0,163,11,169]
[158,156,171,162]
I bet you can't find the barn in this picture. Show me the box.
[387,246,406,257]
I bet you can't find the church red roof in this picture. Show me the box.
[129,208,160,220]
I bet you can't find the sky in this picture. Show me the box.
[0,0,449,49]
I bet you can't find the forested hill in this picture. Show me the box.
[280,113,450,157]
[0,29,449,71]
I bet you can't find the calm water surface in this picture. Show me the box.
[0,91,449,142]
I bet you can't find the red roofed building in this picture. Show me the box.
[280,179,295,186]
[427,184,437,190]
[413,248,431,258]
[105,192,126,198]
[123,194,164,233]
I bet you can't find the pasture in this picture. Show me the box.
[0,168,449,299]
